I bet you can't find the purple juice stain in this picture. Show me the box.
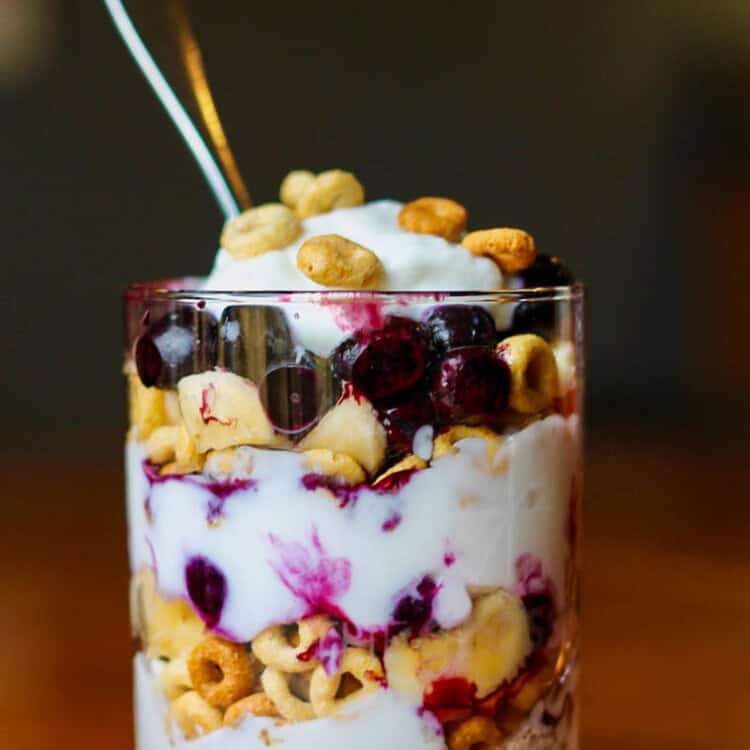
[302,467,417,510]
[205,478,257,524]
[142,461,256,524]
[301,473,361,508]
[268,529,352,616]
[316,625,344,676]
[185,556,226,628]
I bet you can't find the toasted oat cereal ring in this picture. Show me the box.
[223,693,279,727]
[295,170,365,219]
[169,690,223,740]
[496,335,558,414]
[261,667,316,722]
[462,227,536,273]
[447,715,504,750]
[280,170,316,210]
[432,425,502,461]
[302,449,366,485]
[309,647,383,717]
[188,635,257,709]
[252,616,333,672]
[398,197,468,242]
[372,454,427,486]
[220,203,302,260]
[161,654,193,701]
[297,234,383,289]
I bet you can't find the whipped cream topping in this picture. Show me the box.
[127,415,578,643]
[202,201,504,356]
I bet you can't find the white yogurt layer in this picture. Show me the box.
[127,415,578,642]
[135,655,445,750]
[202,201,504,355]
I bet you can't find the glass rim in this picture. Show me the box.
[124,277,585,305]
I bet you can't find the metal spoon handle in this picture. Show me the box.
[103,0,248,219]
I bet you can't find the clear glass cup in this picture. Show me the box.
[124,281,584,750]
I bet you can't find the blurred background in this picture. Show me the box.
[1,1,749,748]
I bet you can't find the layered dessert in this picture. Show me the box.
[125,169,583,750]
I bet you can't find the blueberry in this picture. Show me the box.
[432,346,510,423]
[517,254,574,288]
[424,305,497,353]
[392,577,437,636]
[511,255,575,339]
[135,307,217,388]
[260,364,321,434]
[331,317,430,402]
[185,556,226,628]
[377,388,435,455]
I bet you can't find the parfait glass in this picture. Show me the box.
[124,282,584,750]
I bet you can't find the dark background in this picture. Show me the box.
[3,0,750,447]
[2,2,750,748]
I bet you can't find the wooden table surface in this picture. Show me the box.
[2,427,749,749]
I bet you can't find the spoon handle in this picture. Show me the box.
[167,0,252,210]
[103,0,245,220]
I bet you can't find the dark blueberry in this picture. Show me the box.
[522,592,556,649]
[424,305,497,353]
[432,346,510,423]
[185,556,226,628]
[260,365,321,434]
[220,306,294,383]
[511,255,575,339]
[332,317,430,402]
[517,254,574,288]
[135,307,217,388]
[392,576,437,636]
[377,389,435,455]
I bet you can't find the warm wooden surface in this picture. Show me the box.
[2,428,749,749]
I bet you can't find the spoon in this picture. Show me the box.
[103,0,250,219]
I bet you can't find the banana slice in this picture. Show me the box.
[133,569,205,660]
[177,371,282,453]
[385,590,532,700]
[298,392,386,476]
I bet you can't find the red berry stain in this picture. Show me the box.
[382,512,402,532]
[296,640,320,663]
[199,384,235,426]
[424,677,477,711]
[443,551,456,567]
[338,381,365,405]
[373,468,417,494]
